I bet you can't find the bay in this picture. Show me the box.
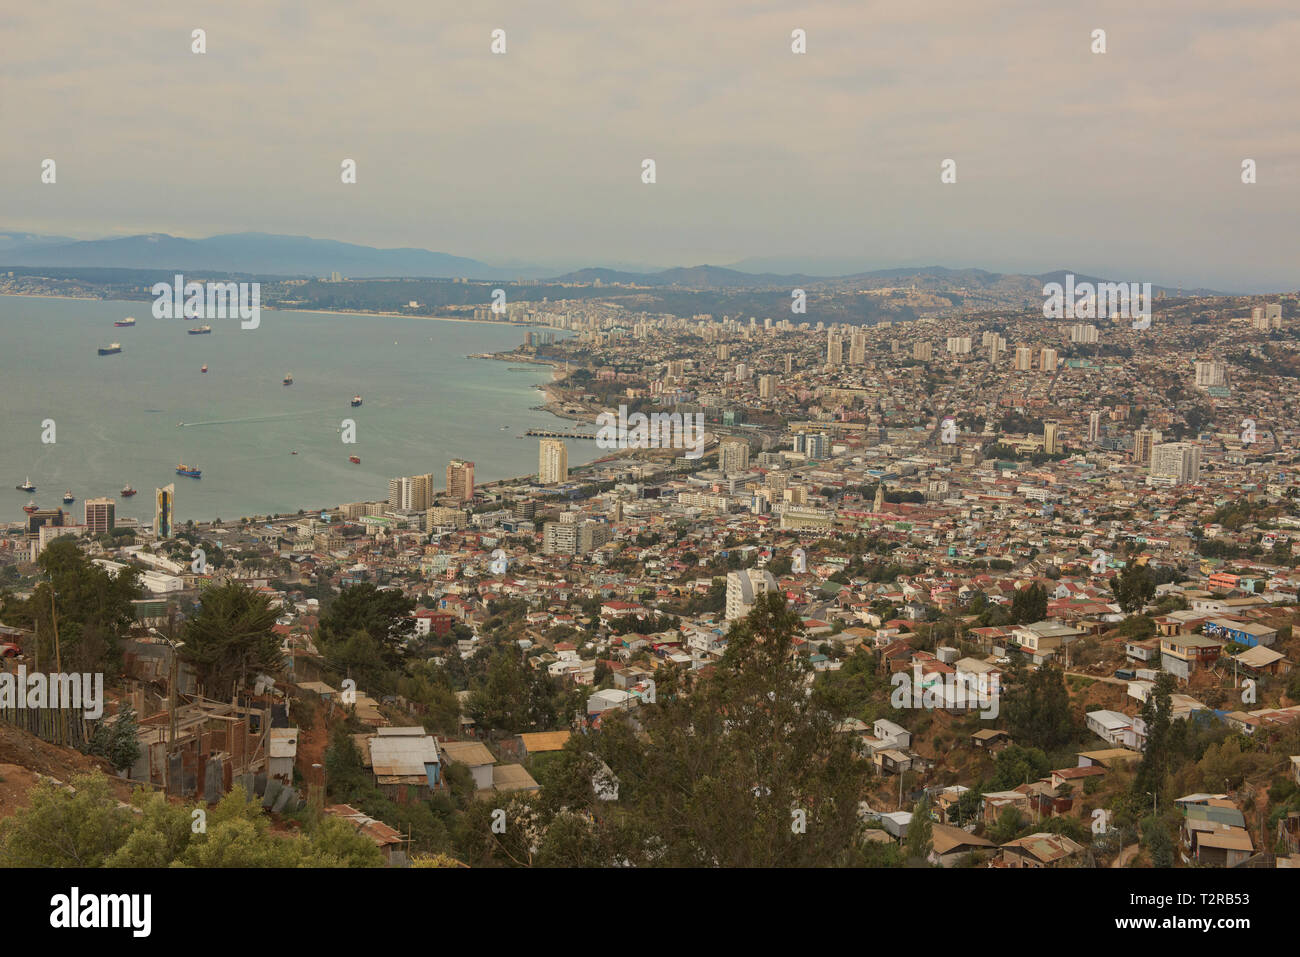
[0,295,595,524]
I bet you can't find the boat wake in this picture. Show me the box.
[178,407,337,428]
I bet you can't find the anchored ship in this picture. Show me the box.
[121,485,137,497]
[283,373,294,385]
[114,316,136,327]
[175,462,202,479]
[188,325,212,335]
[15,477,35,492]
[98,343,122,355]
[62,490,75,504]
[351,395,363,407]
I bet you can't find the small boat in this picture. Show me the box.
[283,373,294,386]
[291,450,299,455]
[114,316,136,327]
[98,343,122,355]
[188,325,212,335]
[121,485,137,497]
[176,462,202,479]
[349,455,361,465]
[201,365,208,373]
[15,477,35,492]
[22,501,38,514]
[351,395,363,407]
[62,491,75,504]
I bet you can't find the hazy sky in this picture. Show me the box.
[3,0,1297,289]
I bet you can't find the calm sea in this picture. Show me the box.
[0,295,595,523]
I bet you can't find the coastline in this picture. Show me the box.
[0,290,543,330]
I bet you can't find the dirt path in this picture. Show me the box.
[1111,842,1141,867]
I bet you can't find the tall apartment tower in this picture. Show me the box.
[913,341,933,361]
[445,460,475,502]
[539,439,568,485]
[726,568,778,621]
[719,438,750,474]
[1040,348,1059,373]
[1014,347,1033,371]
[1150,442,1203,485]
[826,334,844,367]
[1043,422,1060,455]
[1133,428,1159,465]
[1088,411,1102,444]
[85,497,115,536]
[758,374,777,399]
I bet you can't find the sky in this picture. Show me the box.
[2,0,1297,290]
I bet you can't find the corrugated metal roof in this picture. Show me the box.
[369,731,439,776]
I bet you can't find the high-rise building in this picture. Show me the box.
[783,355,794,375]
[1133,428,1159,465]
[826,334,844,367]
[539,439,568,485]
[719,438,750,474]
[946,336,972,354]
[154,484,174,539]
[1040,347,1059,372]
[912,342,933,361]
[1150,442,1203,485]
[1088,411,1102,443]
[1043,422,1060,455]
[445,459,475,502]
[1070,323,1099,344]
[85,497,115,536]
[758,374,777,399]
[726,568,778,621]
[1014,347,1033,371]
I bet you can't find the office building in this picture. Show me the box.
[85,497,115,536]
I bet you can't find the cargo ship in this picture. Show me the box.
[175,463,202,479]
[62,491,75,504]
[98,343,122,355]
[121,485,137,497]
[22,501,38,515]
[114,316,136,327]
[15,477,35,492]
[188,325,212,335]
[351,395,363,407]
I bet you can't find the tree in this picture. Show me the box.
[1134,672,1176,799]
[1112,563,1156,615]
[181,582,282,698]
[0,773,135,867]
[589,592,872,867]
[1010,583,1047,624]
[904,798,934,861]
[84,703,142,772]
[318,583,415,667]
[0,539,141,672]
[1003,666,1075,752]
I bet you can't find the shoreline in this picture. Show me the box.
[0,291,560,331]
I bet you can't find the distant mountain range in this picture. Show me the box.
[0,229,1226,295]
[0,231,499,280]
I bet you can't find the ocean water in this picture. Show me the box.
[0,295,594,524]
